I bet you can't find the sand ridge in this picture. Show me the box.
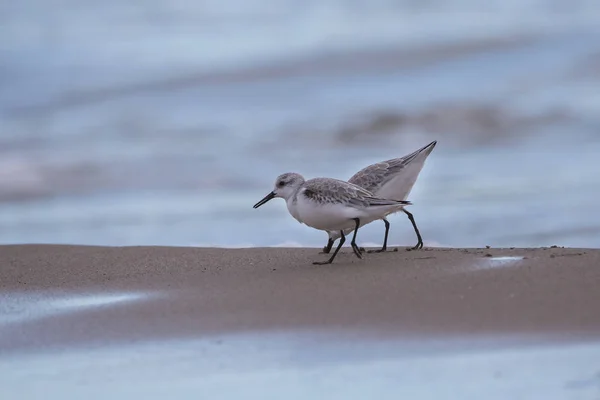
[1,245,599,354]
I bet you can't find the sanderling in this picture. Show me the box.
[253,173,411,264]
[322,140,437,254]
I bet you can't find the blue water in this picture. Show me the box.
[2,332,600,400]
[1,1,600,248]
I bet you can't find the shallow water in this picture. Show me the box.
[1,1,600,248]
[1,332,599,400]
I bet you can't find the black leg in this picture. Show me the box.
[367,219,391,253]
[314,231,345,264]
[350,218,363,259]
[404,209,423,250]
[321,238,334,254]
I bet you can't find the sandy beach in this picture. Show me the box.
[1,244,600,399]
[2,244,599,349]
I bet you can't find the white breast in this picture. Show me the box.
[295,190,358,232]
[286,196,303,224]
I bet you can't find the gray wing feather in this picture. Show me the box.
[348,141,436,194]
[303,178,410,208]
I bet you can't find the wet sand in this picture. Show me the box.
[2,245,600,399]
[1,245,599,353]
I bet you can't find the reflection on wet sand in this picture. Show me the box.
[483,255,526,268]
[0,291,152,325]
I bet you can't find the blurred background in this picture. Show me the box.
[1,0,599,248]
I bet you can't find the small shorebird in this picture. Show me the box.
[322,140,437,254]
[253,173,411,264]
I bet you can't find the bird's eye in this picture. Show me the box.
[277,180,285,187]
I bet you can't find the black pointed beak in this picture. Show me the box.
[253,191,276,209]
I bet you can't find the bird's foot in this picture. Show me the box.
[351,244,363,259]
[319,246,331,254]
[406,242,424,251]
